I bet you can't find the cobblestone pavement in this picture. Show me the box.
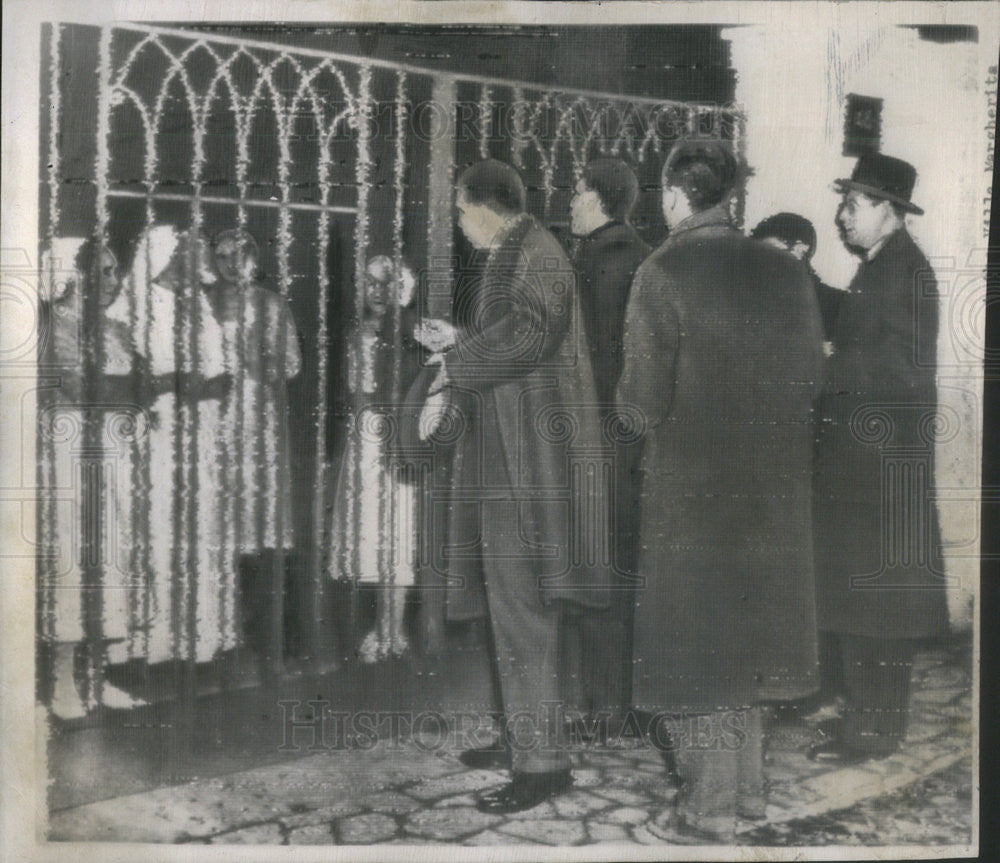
[47,644,973,848]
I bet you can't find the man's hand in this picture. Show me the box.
[413,318,457,353]
[418,359,452,441]
[419,388,450,441]
[426,355,449,394]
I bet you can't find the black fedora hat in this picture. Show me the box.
[834,153,924,215]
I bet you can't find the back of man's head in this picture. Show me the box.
[581,158,640,222]
[661,139,739,213]
[457,159,527,214]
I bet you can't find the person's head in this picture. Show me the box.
[660,139,739,229]
[570,158,640,237]
[363,254,416,317]
[833,153,922,253]
[751,212,817,262]
[214,228,260,285]
[130,223,182,291]
[835,190,905,253]
[456,159,527,249]
[76,237,122,307]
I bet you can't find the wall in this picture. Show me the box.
[725,19,995,630]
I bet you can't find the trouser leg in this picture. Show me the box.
[578,589,632,724]
[817,630,847,703]
[484,573,569,774]
[839,634,915,755]
[674,707,765,836]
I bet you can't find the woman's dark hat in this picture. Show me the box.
[834,153,924,215]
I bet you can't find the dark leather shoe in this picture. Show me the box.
[475,770,573,814]
[459,739,507,769]
[806,740,871,765]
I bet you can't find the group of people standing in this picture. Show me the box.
[404,143,947,837]
[39,224,300,718]
[38,133,949,839]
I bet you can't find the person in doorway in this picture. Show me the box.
[563,157,651,738]
[618,139,825,839]
[413,159,610,813]
[808,153,949,765]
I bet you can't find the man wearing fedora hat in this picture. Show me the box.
[809,153,949,765]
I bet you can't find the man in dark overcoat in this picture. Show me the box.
[415,159,611,813]
[617,140,825,838]
[564,158,651,734]
[808,153,949,765]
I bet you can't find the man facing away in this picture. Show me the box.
[414,159,611,813]
[808,153,949,765]
[563,158,651,737]
[618,139,825,839]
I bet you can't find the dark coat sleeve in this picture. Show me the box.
[444,231,572,389]
[616,257,680,430]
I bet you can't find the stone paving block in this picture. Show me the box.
[406,769,506,800]
[594,786,651,807]
[630,823,667,845]
[498,817,587,845]
[287,823,335,845]
[281,800,365,829]
[432,793,478,808]
[210,822,284,844]
[595,806,650,826]
[551,789,612,818]
[504,799,559,820]
[905,721,951,744]
[587,821,631,843]
[404,805,501,840]
[359,791,422,815]
[912,688,968,706]
[337,812,399,843]
[569,768,604,788]
[918,665,968,687]
[47,791,233,843]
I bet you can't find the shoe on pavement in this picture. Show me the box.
[475,770,573,814]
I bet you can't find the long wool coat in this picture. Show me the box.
[618,205,826,712]
[441,215,612,620]
[573,221,652,409]
[813,228,949,640]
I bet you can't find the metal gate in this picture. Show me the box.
[38,21,743,708]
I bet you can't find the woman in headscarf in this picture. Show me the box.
[38,235,147,717]
[326,255,420,662]
[107,224,234,665]
[209,228,301,672]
